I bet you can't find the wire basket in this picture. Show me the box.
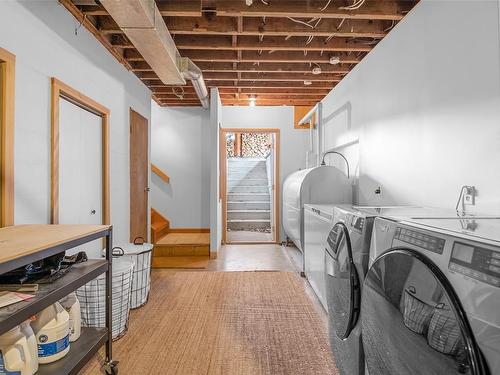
[76,259,134,340]
[402,286,435,334]
[112,238,153,309]
[427,306,464,356]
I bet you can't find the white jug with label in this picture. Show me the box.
[31,302,70,364]
[0,325,32,375]
[19,321,38,375]
[59,293,81,342]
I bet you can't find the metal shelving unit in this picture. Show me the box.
[0,224,117,375]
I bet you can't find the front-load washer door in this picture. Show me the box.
[361,248,488,375]
[325,222,361,340]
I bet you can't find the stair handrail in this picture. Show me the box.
[151,163,170,184]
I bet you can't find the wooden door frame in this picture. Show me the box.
[129,108,149,242]
[220,128,280,244]
[0,48,15,227]
[50,77,110,225]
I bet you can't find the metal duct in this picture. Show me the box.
[100,0,185,85]
[180,57,209,109]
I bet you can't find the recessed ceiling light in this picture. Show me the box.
[329,56,341,65]
[304,80,312,85]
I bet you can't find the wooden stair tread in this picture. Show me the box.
[152,256,209,269]
[156,233,210,246]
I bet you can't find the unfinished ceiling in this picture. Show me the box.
[61,0,419,107]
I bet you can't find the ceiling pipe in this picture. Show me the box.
[100,0,210,108]
[180,57,209,109]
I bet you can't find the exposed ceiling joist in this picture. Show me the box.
[63,0,419,107]
[214,0,409,21]
[172,35,374,52]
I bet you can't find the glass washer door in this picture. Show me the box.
[361,248,488,375]
[325,222,361,340]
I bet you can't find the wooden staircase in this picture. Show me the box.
[151,209,210,268]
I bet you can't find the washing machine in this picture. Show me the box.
[362,216,500,374]
[325,206,496,375]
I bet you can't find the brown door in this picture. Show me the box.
[129,109,149,242]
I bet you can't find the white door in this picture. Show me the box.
[59,98,103,257]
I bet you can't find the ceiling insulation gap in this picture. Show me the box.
[100,0,185,85]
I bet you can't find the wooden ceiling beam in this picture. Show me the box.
[180,50,363,64]
[173,35,374,52]
[202,72,343,82]
[214,0,410,21]
[163,16,389,39]
[152,87,331,94]
[196,61,351,74]
[79,1,202,17]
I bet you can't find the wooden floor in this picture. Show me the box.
[82,245,333,375]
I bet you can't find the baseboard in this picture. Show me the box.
[169,228,210,233]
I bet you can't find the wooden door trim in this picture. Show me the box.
[0,48,15,227]
[220,128,281,244]
[50,78,110,225]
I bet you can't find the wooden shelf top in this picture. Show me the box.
[0,224,111,265]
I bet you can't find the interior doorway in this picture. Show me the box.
[221,128,280,244]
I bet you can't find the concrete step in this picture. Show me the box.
[227,171,268,179]
[227,201,270,210]
[227,193,270,202]
[227,210,271,220]
[228,185,269,194]
[227,168,266,175]
[228,178,268,187]
[227,219,271,231]
[228,158,266,166]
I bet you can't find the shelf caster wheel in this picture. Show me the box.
[102,360,119,375]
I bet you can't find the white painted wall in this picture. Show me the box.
[150,102,210,228]
[0,1,151,244]
[221,106,309,239]
[210,89,223,254]
[320,0,500,215]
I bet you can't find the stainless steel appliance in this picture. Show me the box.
[362,217,500,374]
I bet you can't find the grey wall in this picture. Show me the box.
[150,102,210,228]
[0,0,151,244]
[320,0,500,215]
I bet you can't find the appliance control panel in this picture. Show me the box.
[394,227,446,254]
[449,241,500,287]
[350,215,365,233]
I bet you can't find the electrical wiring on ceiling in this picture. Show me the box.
[172,86,185,99]
[320,0,333,11]
[339,0,366,11]
[384,20,396,32]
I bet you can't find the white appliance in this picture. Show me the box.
[303,204,335,309]
[362,217,500,374]
[283,166,350,252]
[325,205,496,375]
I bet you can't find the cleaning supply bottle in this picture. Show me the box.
[31,302,70,364]
[59,293,81,342]
[19,321,38,375]
[0,325,32,374]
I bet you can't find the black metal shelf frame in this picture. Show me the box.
[0,226,114,375]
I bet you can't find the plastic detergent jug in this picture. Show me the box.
[0,325,32,375]
[19,321,38,375]
[31,303,70,364]
[59,293,81,342]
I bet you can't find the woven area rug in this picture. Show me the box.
[82,271,338,375]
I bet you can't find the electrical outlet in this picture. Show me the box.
[463,186,476,205]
